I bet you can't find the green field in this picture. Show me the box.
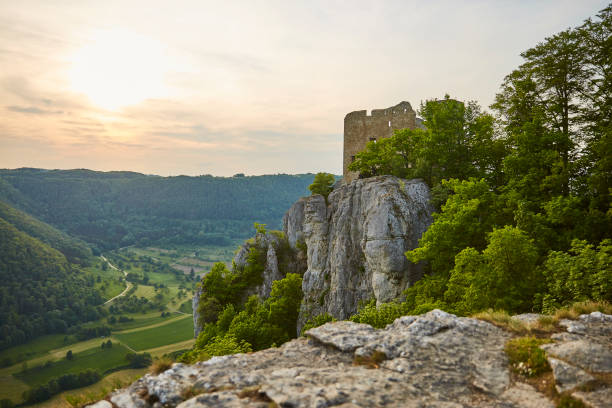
[15,343,131,387]
[0,335,74,367]
[179,300,193,314]
[86,263,125,300]
[0,244,212,405]
[108,313,176,331]
[113,316,194,351]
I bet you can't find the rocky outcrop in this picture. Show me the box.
[103,310,558,408]
[284,176,432,330]
[193,176,432,337]
[192,286,203,337]
[542,311,612,406]
[95,310,612,408]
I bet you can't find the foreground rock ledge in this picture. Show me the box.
[96,310,612,408]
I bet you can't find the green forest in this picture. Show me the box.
[0,170,317,252]
[348,5,611,319]
[0,209,104,351]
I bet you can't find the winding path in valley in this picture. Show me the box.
[101,255,133,305]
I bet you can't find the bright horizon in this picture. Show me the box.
[1,0,608,176]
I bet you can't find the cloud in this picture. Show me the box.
[6,105,62,115]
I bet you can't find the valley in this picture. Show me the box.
[0,242,236,406]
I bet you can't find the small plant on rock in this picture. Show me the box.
[504,336,551,377]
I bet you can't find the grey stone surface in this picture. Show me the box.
[192,286,202,338]
[542,340,612,373]
[572,387,612,408]
[107,310,555,408]
[544,311,612,407]
[548,357,594,393]
[305,321,379,352]
[500,383,555,408]
[283,176,433,331]
[85,401,113,408]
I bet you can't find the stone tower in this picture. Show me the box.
[343,101,419,182]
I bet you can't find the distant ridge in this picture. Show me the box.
[0,168,326,251]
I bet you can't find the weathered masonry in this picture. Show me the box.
[343,101,420,182]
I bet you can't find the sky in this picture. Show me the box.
[0,1,608,176]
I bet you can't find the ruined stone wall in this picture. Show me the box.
[343,101,418,182]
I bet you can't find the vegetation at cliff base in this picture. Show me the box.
[183,227,304,363]
[184,272,303,363]
[348,5,612,319]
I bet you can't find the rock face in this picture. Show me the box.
[104,310,557,408]
[543,311,612,406]
[284,176,433,330]
[193,176,432,336]
[192,286,203,337]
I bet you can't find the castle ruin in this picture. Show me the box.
[343,101,420,182]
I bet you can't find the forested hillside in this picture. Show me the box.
[0,170,317,251]
[0,215,103,351]
[0,201,91,265]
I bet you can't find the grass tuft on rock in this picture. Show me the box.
[472,309,531,334]
[504,336,551,378]
[150,357,174,375]
[556,394,586,408]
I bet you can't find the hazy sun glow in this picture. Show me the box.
[68,29,170,110]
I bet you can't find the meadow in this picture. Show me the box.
[15,344,131,387]
[0,335,72,367]
[113,315,194,351]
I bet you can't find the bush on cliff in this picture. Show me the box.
[308,172,335,200]
[184,273,303,363]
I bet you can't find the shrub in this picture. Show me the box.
[308,173,335,200]
[542,239,612,312]
[504,337,551,377]
[350,299,406,329]
[150,357,173,374]
[301,313,336,335]
[557,395,586,408]
[125,352,152,368]
[0,399,14,408]
[22,370,101,404]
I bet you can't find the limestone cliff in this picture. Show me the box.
[285,176,433,329]
[193,175,433,336]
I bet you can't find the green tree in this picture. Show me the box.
[406,178,511,276]
[444,226,540,315]
[126,352,152,368]
[542,239,612,311]
[309,173,335,200]
[349,96,504,188]
[266,273,303,337]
